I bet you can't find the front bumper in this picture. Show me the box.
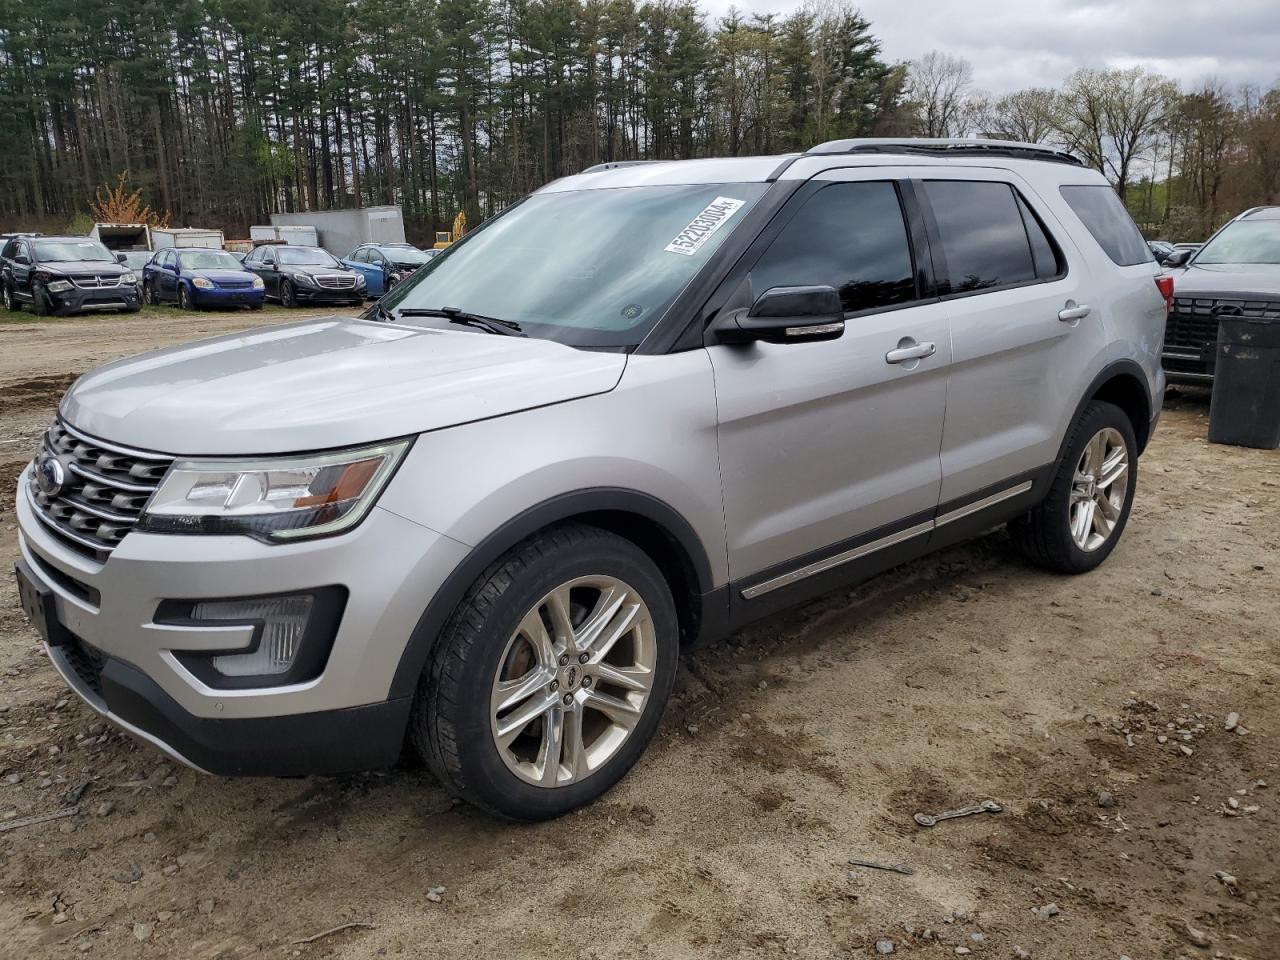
[292,284,366,303]
[50,285,140,314]
[16,465,469,774]
[192,286,265,307]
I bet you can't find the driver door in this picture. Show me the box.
[708,169,951,604]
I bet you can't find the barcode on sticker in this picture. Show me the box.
[664,197,746,256]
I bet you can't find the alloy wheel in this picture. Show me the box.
[2,285,13,310]
[1070,426,1129,552]
[490,576,657,788]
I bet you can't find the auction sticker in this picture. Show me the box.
[664,197,747,256]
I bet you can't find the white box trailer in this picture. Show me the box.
[89,222,151,251]
[250,224,319,247]
[151,227,225,250]
[269,206,405,256]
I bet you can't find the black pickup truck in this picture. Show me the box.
[1161,207,1280,384]
[1,235,142,316]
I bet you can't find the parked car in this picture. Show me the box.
[117,250,154,272]
[1148,239,1176,264]
[14,138,1167,821]
[142,247,265,310]
[1,235,141,315]
[340,243,435,297]
[241,244,365,307]
[1160,206,1280,383]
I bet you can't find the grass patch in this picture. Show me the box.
[0,302,335,326]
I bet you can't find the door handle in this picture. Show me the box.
[1058,301,1091,322]
[885,339,937,364]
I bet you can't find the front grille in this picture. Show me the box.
[314,274,357,290]
[69,274,123,289]
[219,279,253,289]
[1164,296,1280,378]
[29,420,172,561]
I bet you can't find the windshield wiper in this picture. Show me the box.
[397,306,525,337]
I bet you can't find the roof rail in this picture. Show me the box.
[805,138,1083,167]
[579,159,666,175]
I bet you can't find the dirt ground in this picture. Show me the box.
[0,310,1276,960]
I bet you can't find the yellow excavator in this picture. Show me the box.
[432,211,466,249]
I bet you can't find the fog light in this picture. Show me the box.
[192,595,314,677]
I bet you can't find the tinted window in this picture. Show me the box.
[1016,194,1063,279]
[924,180,1036,294]
[1,240,14,259]
[1059,184,1152,266]
[749,181,916,314]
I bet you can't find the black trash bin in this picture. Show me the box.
[1208,317,1280,449]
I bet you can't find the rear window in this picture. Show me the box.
[923,180,1038,294]
[1059,184,1152,266]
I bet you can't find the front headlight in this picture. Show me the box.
[121,271,137,284]
[354,274,367,287]
[291,272,315,286]
[251,276,264,289]
[138,440,410,542]
[191,277,214,289]
[46,279,73,293]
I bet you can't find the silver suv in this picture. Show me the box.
[14,139,1168,820]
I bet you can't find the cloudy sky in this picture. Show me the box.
[700,0,1280,94]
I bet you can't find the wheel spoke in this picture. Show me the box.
[538,707,565,785]
[1071,500,1095,546]
[494,691,558,747]
[1097,448,1128,490]
[575,587,638,659]
[516,609,556,669]
[562,705,588,779]
[582,688,642,729]
[592,662,652,694]
[494,666,554,714]
[1091,496,1113,537]
[543,585,575,649]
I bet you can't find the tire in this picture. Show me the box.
[1009,400,1138,574]
[31,281,49,316]
[411,523,679,821]
[178,284,195,310]
[143,282,157,307]
[280,280,297,308]
[2,282,20,312]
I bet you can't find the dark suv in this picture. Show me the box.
[1,235,142,316]
[1162,207,1280,383]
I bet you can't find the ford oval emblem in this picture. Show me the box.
[34,454,66,498]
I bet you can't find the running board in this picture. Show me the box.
[739,480,1033,600]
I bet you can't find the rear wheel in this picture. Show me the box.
[411,523,678,821]
[1010,400,1137,574]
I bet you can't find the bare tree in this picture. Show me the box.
[976,88,1061,143]
[906,51,973,137]
[1056,67,1179,200]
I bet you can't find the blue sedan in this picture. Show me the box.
[142,247,265,310]
[340,243,436,297]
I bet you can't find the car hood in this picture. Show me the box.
[48,259,127,275]
[188,268,256,283]
[60,318,628,455]
[1172,262,1280,301]
[279,263,355,277]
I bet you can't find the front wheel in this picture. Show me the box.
[1009,400,1138,574]
[143,282,157,306]
[280,280,298,308]
[2,282,20,312]
[178,284,196,310]
[411,523,678,821]
[30,281,50,316]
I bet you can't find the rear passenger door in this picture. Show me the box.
[709,168,951,592]
[916,171,1104,507]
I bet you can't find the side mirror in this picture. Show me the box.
[1165,249,1192,267]
[711,285,845,345]
[14,254,30,265]
[115,253,127,264]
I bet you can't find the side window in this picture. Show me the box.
[923,180,1037,294]
[1016,193,1064,280]
[1059,184,1152,266]
[161,250,174,268]
[351,248,367,263]
[1,240,13,260]
[749,181,917,315]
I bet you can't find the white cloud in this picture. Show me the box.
[699,0,1280,93]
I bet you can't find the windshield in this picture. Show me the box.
[380,183,769,348]
[34,239,113,262]
[178,250,243,270]
[279,247,341,267]
[381,246,432,265]
[1196,221,1280,265]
